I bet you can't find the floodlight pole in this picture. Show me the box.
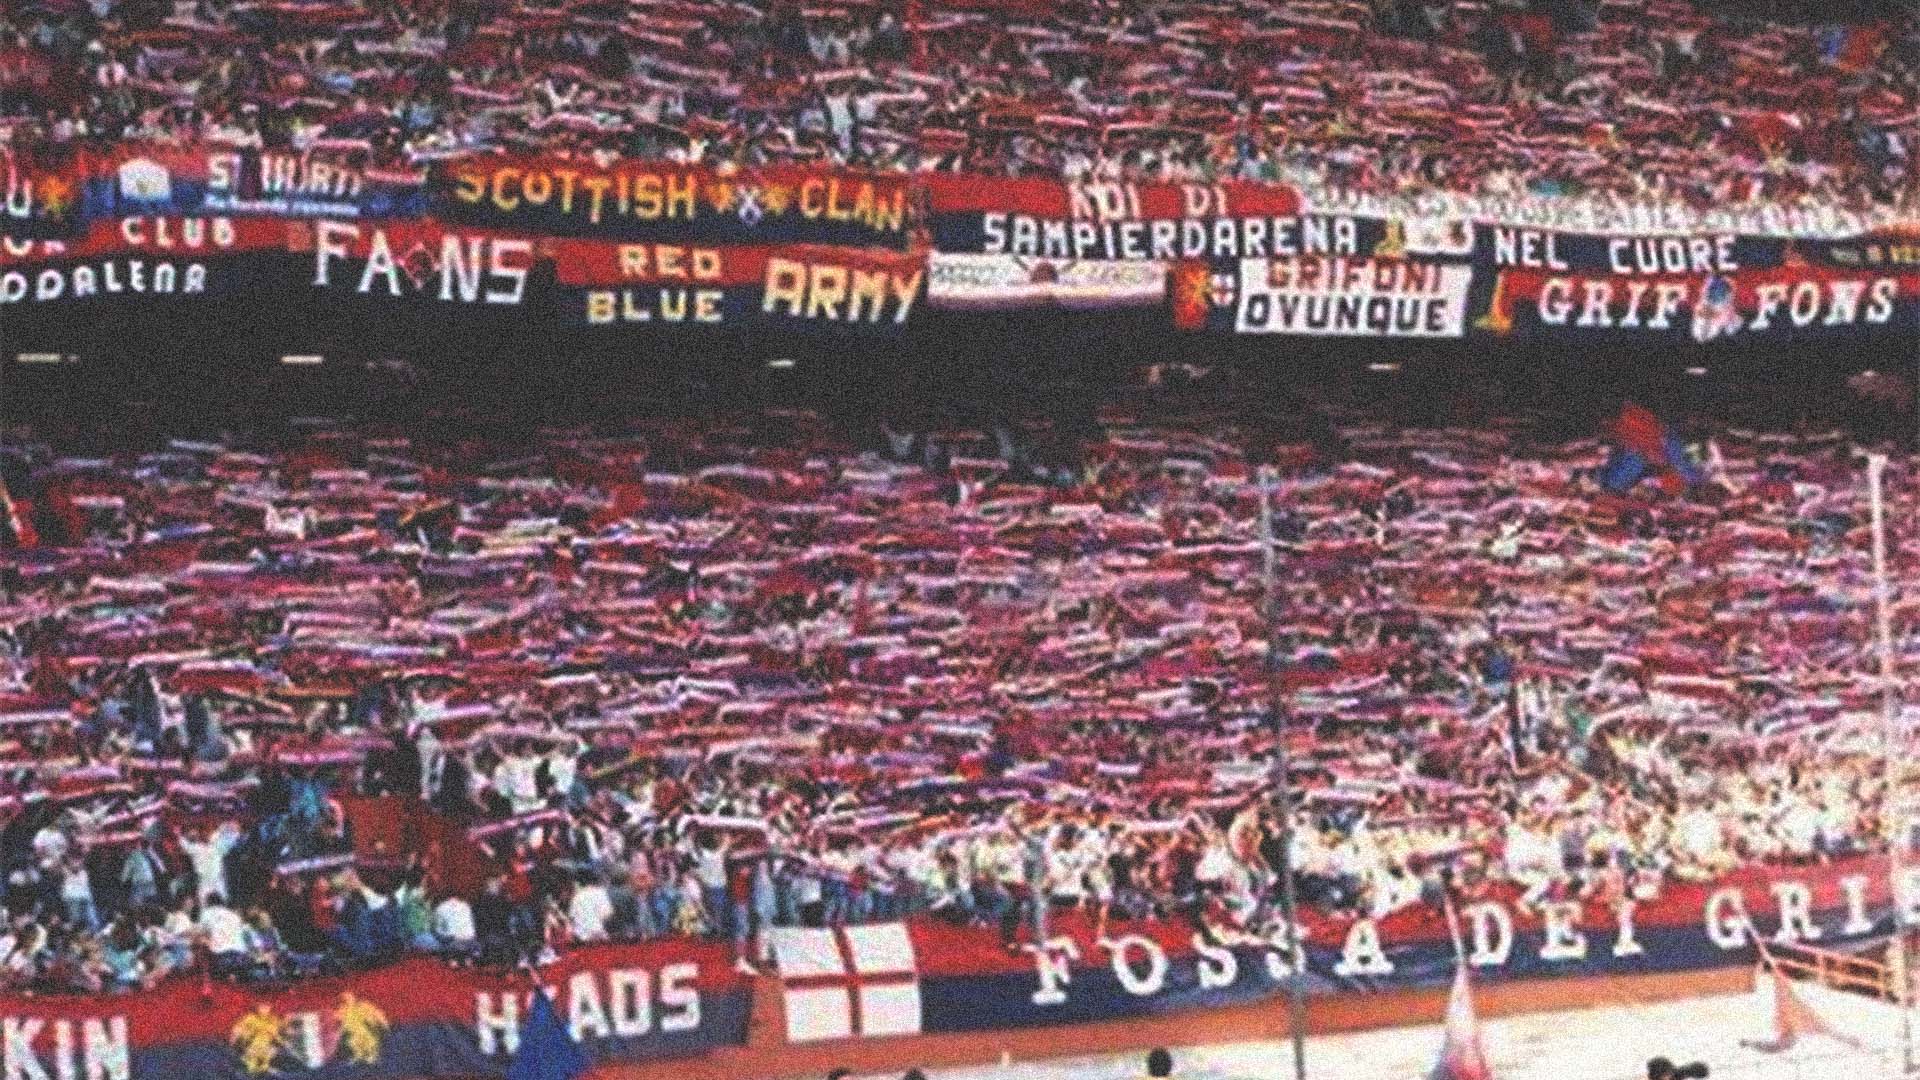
[1257,466,1310,1080]
[1867,452,1914,1074]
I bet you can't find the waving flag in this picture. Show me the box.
[507,989,589,1080]
[1601,403,1703,495]
[1430,959,1495,1080]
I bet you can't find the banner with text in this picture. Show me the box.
[0,938,747,1080]
[430,158,914,248]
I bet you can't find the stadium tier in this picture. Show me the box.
[4,0,1920,1077]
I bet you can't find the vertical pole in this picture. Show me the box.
[1258,466,1309,1080]
[1868,452,1913,1074]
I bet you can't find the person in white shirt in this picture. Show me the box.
[432,895,477,962]
[569,875,615,943]
[59,856,97,932]
[198,895,251,974]
[179,822,241,905]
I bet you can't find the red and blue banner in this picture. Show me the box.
[0,938,748,1080]
[1,216,288,306]
[2,855,1911,1078]
[865,854,1902,1037]
[430,158,914,249]
[546,238,926,328]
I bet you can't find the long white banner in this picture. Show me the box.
[927,254,1166,309]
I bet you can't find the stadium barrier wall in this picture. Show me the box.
[2,853,1909,1080]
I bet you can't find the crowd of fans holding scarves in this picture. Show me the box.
[0,400,1909,997]
[0,0,1916,218]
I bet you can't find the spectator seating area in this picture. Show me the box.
[1,0,1915,211]
[0,405,1904,992]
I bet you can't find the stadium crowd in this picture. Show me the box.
[0,404,1906,993]
[1,0,1917,212]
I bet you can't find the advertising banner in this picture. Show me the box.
[79,148,429,222]
[0,938,748,1080]
[430,158,914,248]
[926,253,1166,309]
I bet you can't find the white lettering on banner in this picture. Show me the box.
[1606,235,1738,275]
[1464,902,1513,967]
[118,217,235,250]
[0,1017,128,1080]
[0,236,64,259]
[472,966,702,1055]
[1103,936,1169,997]
[1613,902,1643,958]
[570,973,611,1041]
[1194,934,1238,989]
[312,221,529,304]
[1332,920,1394,977]
[0,262,207,303]
[206,151,375,216]
[1263,923,1306,979]
[1493,228,1569,270]
[1533,276,1895,331]
[1067,183,1143,223]
[1234,258,1472,337]
[982,214,1358,261]
[610,970,652,1037]
[659,964,701,1033]
[990,870,1920,1013]
[1840,876,1874,935]
[1025,937,1082,1006]
[1539,902,1588,961]
[1771,883,1822,942]
[1705,889,1750,950]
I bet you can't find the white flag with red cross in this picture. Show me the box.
[771,923,922,1043]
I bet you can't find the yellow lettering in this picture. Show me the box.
[492,168,520,211]
[848,269,889,322]
[807,264,848,319]
[873,189,904,234]
[665,176,697,219]
[800,179,826,219]
[454,171,485,204]
[635,176,663,219]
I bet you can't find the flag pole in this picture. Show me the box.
[1866,452,1914,1074]
[1258,465,1309,1080]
